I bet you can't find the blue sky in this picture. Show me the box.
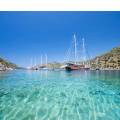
[0,12,120,67]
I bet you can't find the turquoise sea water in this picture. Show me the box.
[0,70,120,120]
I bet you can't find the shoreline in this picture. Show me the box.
[1,69,120,72]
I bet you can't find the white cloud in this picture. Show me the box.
[0,0,120,11]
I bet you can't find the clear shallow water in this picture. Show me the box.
[0,70,120,120]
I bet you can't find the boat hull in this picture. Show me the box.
[65,64,90,71]
[65,67,90,71]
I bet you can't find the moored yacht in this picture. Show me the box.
[64,33,90,71]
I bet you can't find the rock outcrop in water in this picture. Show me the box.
[91,46,120,70]
[0,57,17,71]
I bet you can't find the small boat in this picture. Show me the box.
[96,68,100,71]
[40,67,49,70]
[27,54,48,71]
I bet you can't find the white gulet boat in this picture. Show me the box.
[27,54,49,70]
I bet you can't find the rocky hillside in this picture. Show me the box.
[91,46,120,70]
[47,62,62,69]
[0,57,17,71]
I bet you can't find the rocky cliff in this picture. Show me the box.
[0,57,17,71]
[91,46,120,70]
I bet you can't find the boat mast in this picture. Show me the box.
[45,54,47,66]
[34,57,37,67]
[30,58,33,68]
[41,55,43,66]
[74,33,77,64]
[82,37,86,64]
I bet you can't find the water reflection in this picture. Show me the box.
[40,70,48,80]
